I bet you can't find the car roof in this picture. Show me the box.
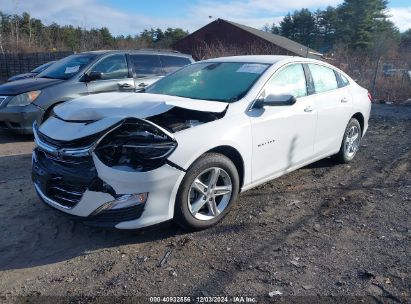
[77,49,193,58]
[202,55,321,65]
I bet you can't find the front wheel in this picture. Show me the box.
[335,118,362,163]
[174,153,239,231]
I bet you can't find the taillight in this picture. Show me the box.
[367,92,372,102]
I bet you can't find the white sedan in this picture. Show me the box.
[32,55,371,230]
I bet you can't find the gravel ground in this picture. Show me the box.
[0,104,410,303]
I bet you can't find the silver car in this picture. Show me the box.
[0,50,193,134]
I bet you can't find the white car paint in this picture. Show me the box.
[33,55,371,229]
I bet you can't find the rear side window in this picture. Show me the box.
[265,63,307,98]
[308,64,338,93]
[130,54,162,77]
[160,55,191,74]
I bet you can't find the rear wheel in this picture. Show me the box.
[335,118,362,163]
[174,153,239,231]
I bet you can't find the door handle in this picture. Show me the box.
[304,106,314,112]
[138,82,147,88]
[341,97,349,103]
[118,83,132,88]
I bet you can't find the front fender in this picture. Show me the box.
[167,114,252,187]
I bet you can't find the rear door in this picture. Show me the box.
[86,54,134,93]
[129,54,163,90]
[308,63,353,156]
[159,55,192,75]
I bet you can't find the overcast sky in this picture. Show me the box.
[2,0,411,35]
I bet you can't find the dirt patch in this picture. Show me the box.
[0,104,410,302]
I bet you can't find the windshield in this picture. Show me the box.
[31,61,55,73]
[145,62,270,102]
[37,54,97,80]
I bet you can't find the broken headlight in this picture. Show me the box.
[95,119,177,172]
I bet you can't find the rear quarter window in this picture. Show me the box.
[335,71,350,88]
[160,55,192,74]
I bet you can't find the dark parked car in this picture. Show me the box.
[7,61,56,82]
[0,50,194,134]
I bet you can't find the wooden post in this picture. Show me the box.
[371,57,381,101]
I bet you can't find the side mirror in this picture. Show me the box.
[256,94,297,108]
[84,71,103,82]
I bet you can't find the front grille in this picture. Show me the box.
[33,148,97,209]
[40,148,91,165]
[46,176,88,208]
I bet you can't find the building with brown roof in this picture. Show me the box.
[173,19,322,60]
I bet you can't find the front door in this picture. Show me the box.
[86,54,134,94]
[249,63,317,183]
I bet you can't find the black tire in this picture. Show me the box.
[174,153,239,231]
[335,118,362,163]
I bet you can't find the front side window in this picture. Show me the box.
[146,62,270,102]
[37,54,97,80]
[130,54,162,77]
[160,55,191,74]
[308,64,338,93]
[90,54,128,80]
[265,64,307,98]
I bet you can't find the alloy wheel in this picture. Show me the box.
[187,167,232,221]
[344,125,360,159]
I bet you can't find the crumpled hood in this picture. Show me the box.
[54,92,228,121]
[40,92,228,141]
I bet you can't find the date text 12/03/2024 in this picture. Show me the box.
[149,296,257,303]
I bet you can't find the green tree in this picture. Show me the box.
[336,0,396,50]
[262,23,280,34]
[400,29,411,50]
[99,27,114,47]
[280,13,295,40]
[280,9,318,48]
[316,6,338,51]
[62,25,77,50]
[0,10,189,52]
[293,9,317,47]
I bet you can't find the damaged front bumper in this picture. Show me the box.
[31,121,186,229]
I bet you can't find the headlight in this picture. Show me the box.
[7,90,41,107]
[95,118,177,172]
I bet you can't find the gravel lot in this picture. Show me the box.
[0,104,410,303]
